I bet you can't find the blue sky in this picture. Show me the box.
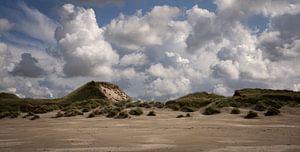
[0,0,267,28]
[0,0,299,99]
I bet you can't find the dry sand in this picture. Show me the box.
[0,107,299,152]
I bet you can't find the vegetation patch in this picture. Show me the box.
[129,108,143,116]
[23,112,35,118]
[147,111,156,116]
[180,106,198,112]
[265,107,280,116]
[87,109,102,118]
[176,114,184,118]
[176,113,191,118]
[203,106,221,115]
[0,111,20,119]
[230,107,241,114]
[63,109,83,117]
[244,111,258,119]
[30,114,40,120]
[106,108,119,118]
[115,111,130,119]
[254,101,267,111]
[166,92,225,112]
[53,111,64,118]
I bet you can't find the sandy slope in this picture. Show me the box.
[0,107,299,152]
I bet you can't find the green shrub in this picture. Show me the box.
[125,102,135,108]
[203,106,220,115]
[87,112,96,118]
[106,109,119,118]
[31,104,60,114]
[115,111,130,119]
[254,101,267,111]
[244,111,258,119]
[230,107,241,114]
[186,113,191,117]
[176,114,184,118]
[180,106,197,112]
[129,108,143,116]
[54,111,64,118]
[138,102,151,108]
[153,102,164,108]
[23,112,35,118]
[81,106,91,113]
[147,111,156,116]
[64,109,83,117]
[0,112,11,119]
[265,107,280,116]
[30,114,40,120]
[87,109,102,118]
[168,104,180,111]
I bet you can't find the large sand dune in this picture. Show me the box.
[0,107,299,152]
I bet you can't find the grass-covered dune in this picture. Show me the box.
[233,88,300,108]
[165,92,225,112]
[1,81,300,119]
[166,88,300,113]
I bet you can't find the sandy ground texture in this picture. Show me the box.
[0,107,300,152]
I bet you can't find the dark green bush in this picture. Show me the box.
[203,106,220,115]
[147,111,156,116]
[115,111,130,119]
[176,114,184,118]
[230,107,241,114]
[106,109,119,118]
[254,101,267,111]
[81,106,91,113]
[23,112,35,118]
[30,114,40,120]
[265,107,280,116]
[244,111,258,119]
[87,109,102,118]
[180,106,197,112]
[53,111,64,118]
[87,112,96,118]
[129,108,143,116]
[153,102,164,108]
[9,112,20,118]
[31,104,60,114]
[168,104,180,111]
[64,109,83,117]
[0,112,11,119]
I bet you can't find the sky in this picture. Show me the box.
[0,0,300,100]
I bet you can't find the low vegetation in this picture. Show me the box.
[53,111,64,118]
[63,109,84,117]
[176,113,191,118]
[230,107,241,114]
[87,109,102,118]
[265,107,280,116]
[0,111,20,119]
[203,106,221,115]
[115,111,130,119]
[244,111,258,119]
[166,92,224,112]
[176,114,184,118]
[1,82,299,121]
[147,111,156,116]
[129,108,143,116]
[30,114,40,120]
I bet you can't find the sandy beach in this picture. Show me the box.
[0,107,299,152]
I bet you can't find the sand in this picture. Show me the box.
[0,107,299,152]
